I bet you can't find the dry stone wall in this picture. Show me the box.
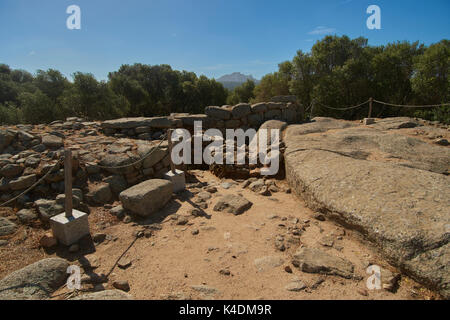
[0,96,302,217]
[100,96,304,139]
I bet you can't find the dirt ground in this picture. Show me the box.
[1,169,438,300]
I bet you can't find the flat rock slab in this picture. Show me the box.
[0,258,69,300]
[254,255,285,272]
[213,194,252,215]
[119,179,173,217]
[292,248,355,279]
[284,119,450,298]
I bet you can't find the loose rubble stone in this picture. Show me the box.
[86,183,112,205]
[42,134,64,149]
[113,280,130,292]
[39,233,58,248]
[292,248,355,279]
[119,179,173,217]
[285,279,307,292]
[9,174,36,190]
[0,217,17,236]
[35,199,64,221]
[213,194,252,215]
[0,164,23,178]
[16,208,38,224]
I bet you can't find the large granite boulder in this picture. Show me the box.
[42,134,64,149]
[0,258,69,300]
[284,119,450,298]
[205,106,232,120]
[119,179,173,217]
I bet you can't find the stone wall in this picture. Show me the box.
[100,96,304,139]
[0,96,301,216]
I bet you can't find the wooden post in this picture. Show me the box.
[64,149,73,218]
[167,129,176,174]
[368,97,373,118]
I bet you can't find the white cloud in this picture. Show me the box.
[308,26,336,35]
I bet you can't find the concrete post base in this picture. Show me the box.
[163,169,186,193]
[50,209,90,246]
[363,118,376,125]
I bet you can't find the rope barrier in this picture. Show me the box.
[0,158,63,207]
[96,133,168,170]
[316,100,370,111]
[373,99,450,108]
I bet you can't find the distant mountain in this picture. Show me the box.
[217,72,260,90]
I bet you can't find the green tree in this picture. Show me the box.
[227,79,256,105]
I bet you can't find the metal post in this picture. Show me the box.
[368,97,373,118]
[64,149,73,218]
[167,129,176,174]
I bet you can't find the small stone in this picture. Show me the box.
[219,269,231,276]
[434,138,449,146]
[284,266,293,273]
[39,233,58,248]
[176,216,189,225]
[268,185,279,193]
[191,229,199,235]
[113,280,130,292]
[313,213,326,221]
[190,208,203,217]
[259,186,271,196]
[123,215,132,223]
[92,233,107,244]
[357,288,369,296]
[204,186,217,193]
[285,280,307,292]
[118,258,132,269]
[221,182,232,189]
[144,230,152,238]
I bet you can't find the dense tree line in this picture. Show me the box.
[252,36,449,123]
[0,63,228,124]
[1,35,448,125]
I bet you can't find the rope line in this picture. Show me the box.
[316,100,369,111]
[373,99,450,108]
[96,133,168,170]
[0,159,63,207]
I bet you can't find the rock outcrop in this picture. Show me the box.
[0,258,69,300]
[284,117,450,298]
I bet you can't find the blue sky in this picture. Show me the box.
[0,0,449,81]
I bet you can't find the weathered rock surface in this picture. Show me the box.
[292,248,355,279]
[119,179,173,217]
[254,255,285,272]
[71,289,133,300]
[0,258,69,299]
[42,134,64,149]
[0,217,17,236]
[285,118,450,298]
[213,194,252,215]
